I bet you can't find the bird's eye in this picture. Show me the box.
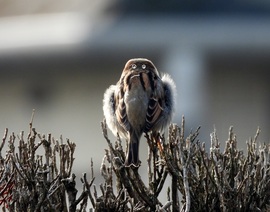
[131,64,137,69]
[142,64,146,69]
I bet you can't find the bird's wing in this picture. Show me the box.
[116,98,131,132]
[145,95,163,132]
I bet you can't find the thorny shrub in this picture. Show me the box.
[0,115,269,212]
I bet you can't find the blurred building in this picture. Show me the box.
[0,0,269,184]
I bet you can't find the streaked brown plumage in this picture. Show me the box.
[103,58,176,167]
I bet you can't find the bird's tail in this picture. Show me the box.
[125,133,140,167]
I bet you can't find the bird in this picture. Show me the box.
[103,58,176,167]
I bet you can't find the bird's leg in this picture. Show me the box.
[152,132,163,153]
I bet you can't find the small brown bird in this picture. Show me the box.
[103,58,176,167]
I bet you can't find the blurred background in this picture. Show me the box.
[0,0,270,202]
